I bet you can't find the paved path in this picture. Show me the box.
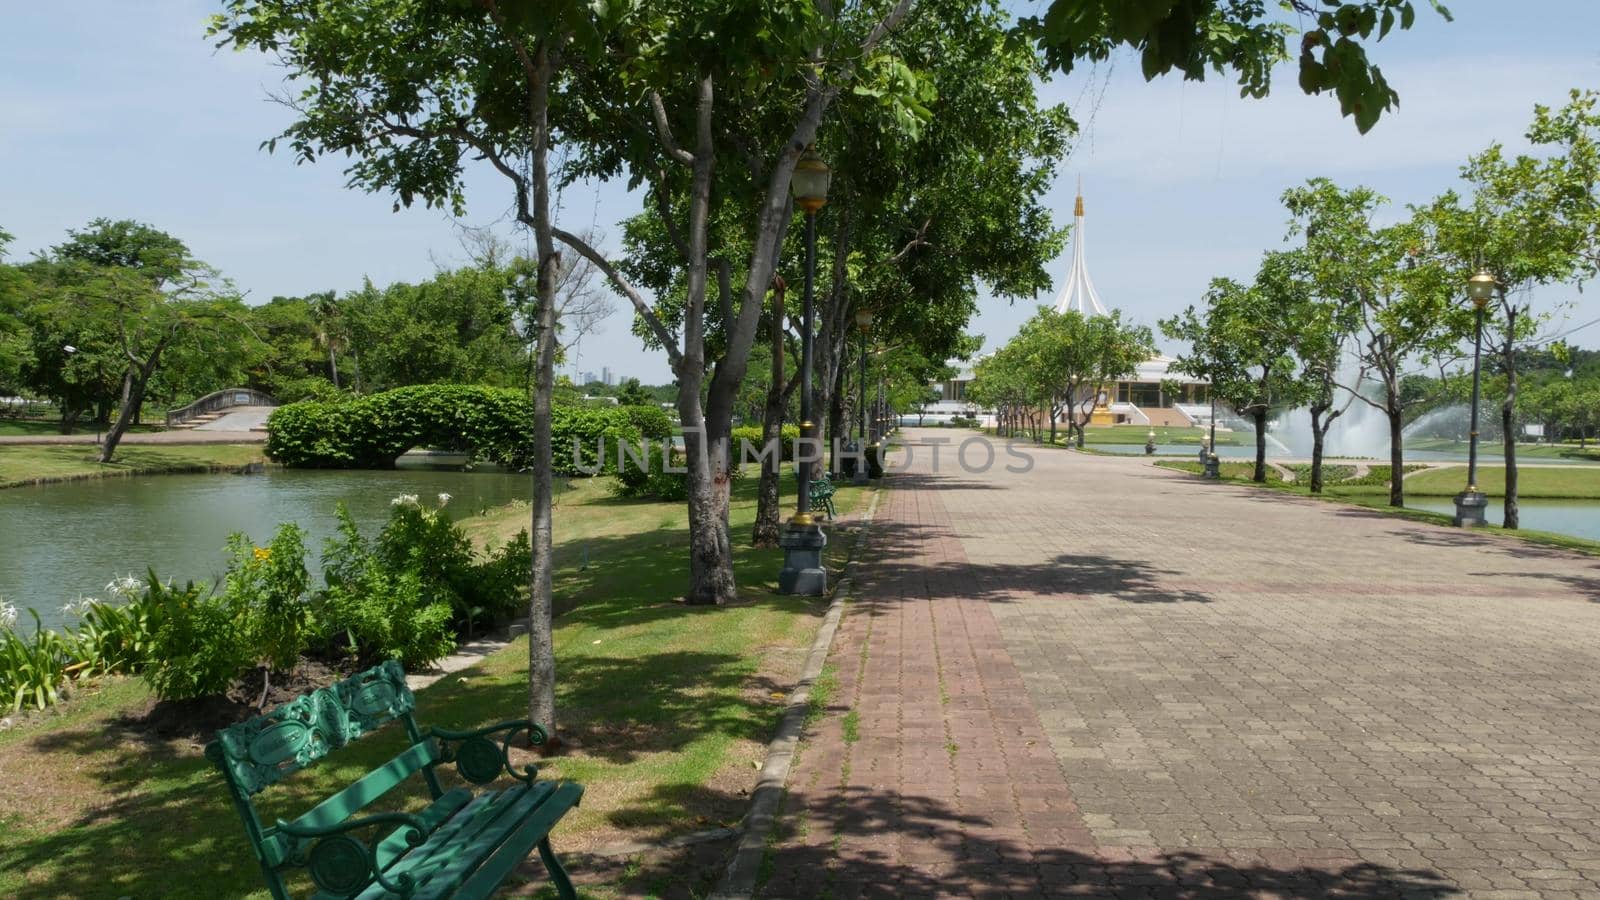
[763,429,1600,898]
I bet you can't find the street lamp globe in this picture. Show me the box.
[1467,268,1496,308]
[790,146,830,213]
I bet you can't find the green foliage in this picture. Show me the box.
[224,524,313,674]
[141,578,252,702]
[318,497,527,668]
[266,384,671,473]
[1022,0,1450,133]
[0,608,74,712]
[63,577,159,677]
[732,424,801,462]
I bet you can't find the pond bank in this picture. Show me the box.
[0,444,266,490]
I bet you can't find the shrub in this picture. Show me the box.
[731,423,801,462]
[0,607,74,712]
[141,578,252,702]
[316,495,525,667]
[319,502,458,669]
[266,384,669,475]
[63,575,159,676]
[224,524,314,677]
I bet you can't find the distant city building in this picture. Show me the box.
[601,366,614,386]
[922,184,1210,428]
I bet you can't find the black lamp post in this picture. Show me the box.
[779,146,830,596]
[854,308,872,486]
[1204,390,1220,478]
[1453,267,1497,526]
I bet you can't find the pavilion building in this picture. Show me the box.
[922,186,1211,428]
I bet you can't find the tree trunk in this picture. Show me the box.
[1049,402,1058,445]
[523,41,559,740]
[1387,405,1405,508]
[753,281,787,548]
[328,347,341,390]
[1309,406,1326,494]
[826,358,845,476]
[100,342,168,464]
[1252,408,1267,483]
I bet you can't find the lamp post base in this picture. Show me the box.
[1452,490,1488,527]
[778,522,829,596]
[1203,453,1220,479]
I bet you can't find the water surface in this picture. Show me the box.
[2,466,529,633]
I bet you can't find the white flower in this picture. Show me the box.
[0,600,17,630]
[437,492,452,507]
[391,493,420,507]
[104,574,142,598]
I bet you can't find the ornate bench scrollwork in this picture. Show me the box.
[430,719,548,786]
[276,811,428,898]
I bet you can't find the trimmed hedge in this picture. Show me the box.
[266,385,673,480]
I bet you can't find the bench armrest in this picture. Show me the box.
[274,812,429,898]
[428,719,549,785]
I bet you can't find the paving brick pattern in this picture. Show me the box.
[762,431,1600,898]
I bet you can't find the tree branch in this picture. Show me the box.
[650,91,695,166]
[552,227,684,367]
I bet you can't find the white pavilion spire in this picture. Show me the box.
[1053,178,1108,317]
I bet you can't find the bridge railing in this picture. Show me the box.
[165,388,279,426]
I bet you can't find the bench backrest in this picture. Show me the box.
[209,660,419,795]
[206,661,439,900]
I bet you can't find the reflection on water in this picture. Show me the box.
[1405,498,1600,543]
[2,467,529,632]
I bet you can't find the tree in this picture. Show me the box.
[1011,307,1153,448]
[616,377,651,407]
[1420,90,1600,528]
[1023,0,1451,133]
[39,219,246,462]
[549,0,926,606]
[212,0,626,736]
[1164,253,1312,483]
[0,229,33,399]
[1281,183,1379,493]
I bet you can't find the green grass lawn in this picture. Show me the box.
[1402,464,1600,499]
[1079,424,1240,446]
[0,470,877,899]
[1405,436,1600,462]
[0,443,265,488]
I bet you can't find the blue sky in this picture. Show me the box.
[3,2,1597,384]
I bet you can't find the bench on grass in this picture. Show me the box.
[809,476,837,520]
[206,660,582,900]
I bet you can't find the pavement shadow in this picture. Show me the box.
[853,519,1211,606]
[758,786,1459,898]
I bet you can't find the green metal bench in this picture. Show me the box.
[809,477,837,520]
[207,660,582,900]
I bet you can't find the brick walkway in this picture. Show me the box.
[762,430,1600,898]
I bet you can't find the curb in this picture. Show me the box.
[710,486,884,900]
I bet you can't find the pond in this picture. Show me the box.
[1405,498,1600,544]
[2,464,530,633]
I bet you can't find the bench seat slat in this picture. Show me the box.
[311,789,498,900]
[351,782,567,899]
[372,787,474,870]
[455,782,584,898]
